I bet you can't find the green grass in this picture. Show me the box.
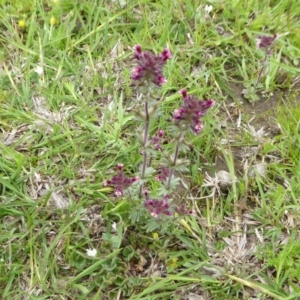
[1,0,300,299]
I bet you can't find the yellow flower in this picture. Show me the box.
[172,257,178,264]
[50,17,57,25]
[152,232,159,240]
[167,257,178,268]
[18,20,26,29]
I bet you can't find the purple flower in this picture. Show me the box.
[144,191,172,218]
[174,204,196,216]
[104,164,139,197]
[155,166,170,182]
[151,130,165,151]
[256,34,278,49]
[131,45,172,86]
[173,89,215,134]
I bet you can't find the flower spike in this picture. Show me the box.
[173,89,215,134]
[131,45,172,86]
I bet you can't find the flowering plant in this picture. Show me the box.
[242,33,278,102]
[104,45,215,231]
[255,33,278,89]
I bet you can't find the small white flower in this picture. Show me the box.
[112,222,117,231]
[86,248,97,257]
[204,5,213,15]
[34,65,43,75]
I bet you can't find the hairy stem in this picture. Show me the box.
[139,101,150,197]
[255,51,269,90]
[167,132,183,190]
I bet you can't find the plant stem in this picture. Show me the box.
[139,101,150,197]
[167,132,183,190]
[255,51,269,90]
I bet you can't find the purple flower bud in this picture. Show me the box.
[173,108,184,120]
[157,75,167,86]
[194,121,204,134]
[131,67,143,80]
[133,44,142,59]
[158,130,164,137]
[150,212,156,218]
[179,89,188,98]
[160,48,172,61]
[115,189,122,197]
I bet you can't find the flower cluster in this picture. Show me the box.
[144,191,196,218]
[151,130,165,151]
[155,166,170,182]
[144,191,172,218]
[104,164,139,197]
[173,89,215,134]
[175,204,196,216]
[86,248,97,257]
[256,34,278,49]
[131,45,172,86]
